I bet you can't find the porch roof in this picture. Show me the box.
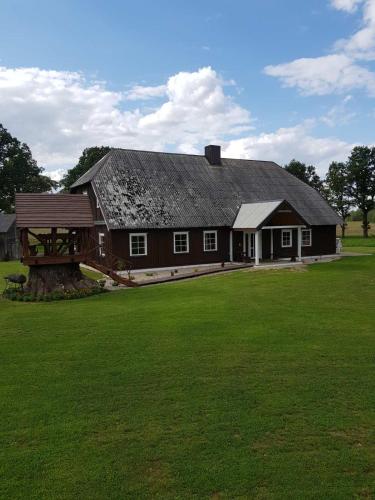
[232,200,306,230]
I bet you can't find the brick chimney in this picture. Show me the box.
[205,145,221,165]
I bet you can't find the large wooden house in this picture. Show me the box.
[70,145,341,269]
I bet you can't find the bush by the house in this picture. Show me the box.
[3,286,106,302]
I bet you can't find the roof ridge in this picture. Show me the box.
[70,151,112,189]
[111,147,278,165]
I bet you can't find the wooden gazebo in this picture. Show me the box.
[15,193,137,292]
[16,193,94,266]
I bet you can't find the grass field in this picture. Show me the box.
[0,242,374,498]
[338,220,375,237]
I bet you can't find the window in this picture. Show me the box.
[302,229,312,247]
[204,230,218,252]
[98,232,105,256]
[82,189,88,196]
[173,232,189,254]
[130,233,147,256]
[281,229,292,248]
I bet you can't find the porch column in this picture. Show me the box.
[255,230,261,266]
[229,230,233,262]
[297,227,302,261]
[270,228,274,260]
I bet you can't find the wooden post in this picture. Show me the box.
[270,228,274,260]
[229,230,233,262]
[297,227,302,262]
[255,230,260,266]
[51,227,57,256]
[21,229,29,258]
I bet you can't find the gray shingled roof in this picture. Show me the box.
[71,149,341,229]
[0,214,16,233]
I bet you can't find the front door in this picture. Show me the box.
[249,233,255,259]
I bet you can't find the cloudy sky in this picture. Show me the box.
[1,0,374,179]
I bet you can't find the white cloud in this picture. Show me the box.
[265,0,375,95]
[264,54,375,95]
[124,84,166,100]
[138,67,252,140]
[223,121,353,174]
[330,0,364,12]
[0,65,354,178]
[334,0,375,59]
[0,66,251,172]
[320,95,356,126]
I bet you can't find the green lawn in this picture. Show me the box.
[342,234,375,255]
[0,252,374,498]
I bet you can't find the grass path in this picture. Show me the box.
[0,248,374,498]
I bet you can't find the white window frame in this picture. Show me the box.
[173,231,189,254]
[129,233,148,257]
[203,230,218,252]
[281,229,292,248]
[302,228,312,247]
[98,232,105,257]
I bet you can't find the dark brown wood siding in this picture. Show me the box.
[265,225,336,259]
[110,227,231,269]
[0,223,19,260]
[302,225,337,257]
[233,231,244,261]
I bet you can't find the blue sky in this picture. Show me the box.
[1,0,374,178]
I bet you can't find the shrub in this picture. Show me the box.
[2,286,106,303]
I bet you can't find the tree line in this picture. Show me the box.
[285,148,375,238]
[1,123,375,238]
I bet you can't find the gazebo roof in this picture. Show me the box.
[15,193,94,228]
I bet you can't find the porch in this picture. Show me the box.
[230,200,309,266]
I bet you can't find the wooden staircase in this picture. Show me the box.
[86,259,139,288]
[85,235,139,288]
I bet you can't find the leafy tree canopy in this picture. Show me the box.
[284,159,324,193]
[0,124,57,213]
[346,146,375,237]
[60,146,111,191]
[325,161,352,237]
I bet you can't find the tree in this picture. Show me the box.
[284,159,324,194]
[325,162,352,238]
[346,146,375,238]
[60,146,110,191]
[0,124,57,213]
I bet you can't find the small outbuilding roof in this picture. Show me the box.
[15,194,94,228]
[0,213,16,233]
